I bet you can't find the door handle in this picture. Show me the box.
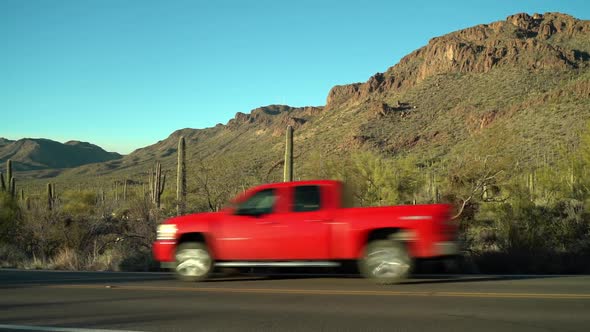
[256,221,277,225]
[304,219,330,222]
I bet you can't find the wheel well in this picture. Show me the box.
[366,228,400,243]
[177,232,206,245]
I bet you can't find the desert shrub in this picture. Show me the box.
[20,204,65,261]
[61,189,97,217]
[10,186,166,271]
[0,192,20,246]
[49,247,81,270]
[492,199,589,253]
[320,151,425,207]
[463,222,500,253]
[119,247,160,272]
[86,247,124,271]
[21,256,47,270]
[466,196,590,273]
[0,243,27,268]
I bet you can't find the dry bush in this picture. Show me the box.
[21,256,47,270]
[85,247,124,271]
[49,247,81,270]
[0,243,27,268]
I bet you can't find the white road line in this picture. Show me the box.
[0,324,142,332]
[0,269,170,275]
[2,277,167,284]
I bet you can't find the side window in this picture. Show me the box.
[293,186,321,212]
[235,189,276,216]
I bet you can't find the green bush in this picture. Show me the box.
[61,189,97,217]
[0,191,20,245]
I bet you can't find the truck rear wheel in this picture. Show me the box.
[174,242,213,282]
[359,240,413,285]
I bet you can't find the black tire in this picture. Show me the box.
[174,242,213,282]
[359,240,413,285]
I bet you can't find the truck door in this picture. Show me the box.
[271,185,332,259]
[215,188,283,260]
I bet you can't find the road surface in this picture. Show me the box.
[1,269,589,331]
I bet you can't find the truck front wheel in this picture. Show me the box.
[174,242,213,282]
[359,240,413,284]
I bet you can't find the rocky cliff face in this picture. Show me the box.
[226,104,323,133]
[326,12,590,110]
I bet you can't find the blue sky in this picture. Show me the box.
[1,0,589,154]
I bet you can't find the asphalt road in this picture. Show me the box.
[1,270,589,332]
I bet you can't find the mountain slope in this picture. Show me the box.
[20,12,590,188]
[0,138,122,172]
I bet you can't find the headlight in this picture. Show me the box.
[157,224,177,240]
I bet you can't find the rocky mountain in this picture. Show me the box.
[18,12,590,187]
[0,138,122,172]
[326,13,590,109]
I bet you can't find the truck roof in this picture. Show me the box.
[254,179,342,190]
[229,179,342,204]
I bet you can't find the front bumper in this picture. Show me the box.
[152,240,176,266]
[433,241,460,256]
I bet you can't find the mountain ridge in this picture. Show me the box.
[0,138,122,172]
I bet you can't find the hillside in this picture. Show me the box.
[17,12,590,190]
[0,138,122,175]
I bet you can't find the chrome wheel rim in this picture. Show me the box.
[176,248,211,277]
[366,246,410,279]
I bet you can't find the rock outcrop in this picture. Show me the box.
[325,12,590,110]
[226,105,322,132]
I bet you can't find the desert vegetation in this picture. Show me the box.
[1,124,590,274]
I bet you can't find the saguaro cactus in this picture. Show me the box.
[0,172,5,192]
[100,188,105,205]
[148,170,153,200]
[527,171,535,200]
[47,183,55,210]
[6,159,12,193]
[176,136,186,216]
[284,126,293,182]
[150,162,166,208]
[427,169,439,203]
[569,165,576,192]
[10,178,15,198]
[123,179,128,201]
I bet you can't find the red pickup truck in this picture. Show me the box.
[153,180,458,284]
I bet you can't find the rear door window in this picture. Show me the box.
[293,186,321,212]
